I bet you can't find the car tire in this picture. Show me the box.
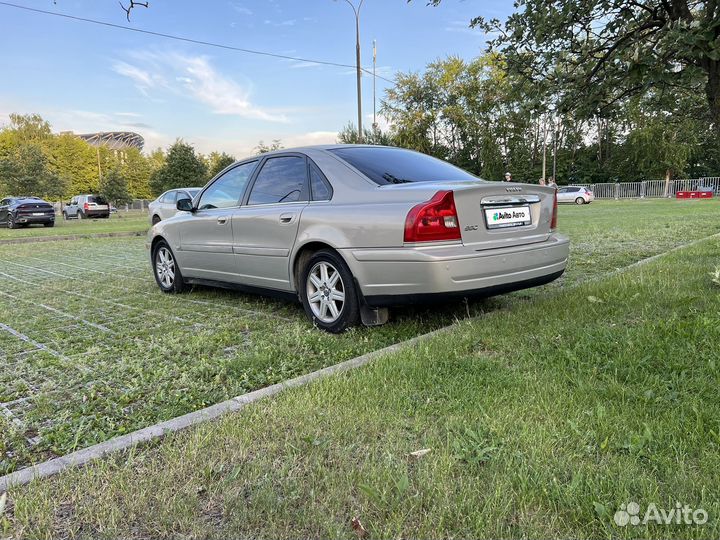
[151,215,161,225]
[44,222,54,228]
[299,249,359,333]
[62,211,68,220]
[575,197,585,205]
[78,211,85,220]
[152,240,187,294]
[7,215,17,229]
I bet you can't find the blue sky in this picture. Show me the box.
[0,0,512,156]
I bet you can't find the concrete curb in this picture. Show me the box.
[0,326,452,492]
[0,230,146,245]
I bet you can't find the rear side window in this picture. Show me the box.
[329,147,479,185]
[162,192,177,204]
[248,156,308,205]
[309,161,333,201]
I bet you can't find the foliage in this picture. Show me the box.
[0,143,68,199]
[336,122,394,145]
[253,139,284,155]
[205,151,236,178]
[99,167,133,207]
[149,140,207,195]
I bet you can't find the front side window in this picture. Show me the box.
[247,156,308,205]
[198,161,257,210]
[329,147,480,186]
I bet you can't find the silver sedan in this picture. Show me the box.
[147,145,569,332]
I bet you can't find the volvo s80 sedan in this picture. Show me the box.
[147,145,570,332]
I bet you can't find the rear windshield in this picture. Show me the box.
[88,196,108,204]
[329,147,479,185]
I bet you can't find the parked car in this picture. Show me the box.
[147,145,569,332]
[557,186,594,204]
[0,196,55,228]
[63,194,110,219]
[149,188,202,224]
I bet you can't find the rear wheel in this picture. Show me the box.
[78,211,85,220]
[152,240,186,293]
[300,249,359,333]
[575,197,585,205]
[151,215,161,225]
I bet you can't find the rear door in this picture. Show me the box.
[232,154,309,290]
[177,161,258,282]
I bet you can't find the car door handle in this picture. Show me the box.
[279,213,295,223]
[217,216,228,224]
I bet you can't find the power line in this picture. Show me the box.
[0,1,396,84]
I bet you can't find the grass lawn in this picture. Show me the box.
[0,211,149,240]
[2,204,718,539]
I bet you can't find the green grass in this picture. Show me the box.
[0,199,717,479]
[0,211,149,240]
[3,202,718,539]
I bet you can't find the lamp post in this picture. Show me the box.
[340,0,364,142]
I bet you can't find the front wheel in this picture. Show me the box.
[300,249,359,333]
[575,197,585,205]
[152,240,186,293]
[7,215,17,229]
[151,215,161,225]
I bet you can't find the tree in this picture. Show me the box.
[254,139,284,155]
[426,1,720,134]
[99,167,133,207]
[121,148,153,199]
[149,140,207,195]
[337,122,394,145]
[206,151,236,178]
[1,144,68,200]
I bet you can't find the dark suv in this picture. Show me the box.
[0,197,56,228]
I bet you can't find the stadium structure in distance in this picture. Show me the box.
[76,131,144,151]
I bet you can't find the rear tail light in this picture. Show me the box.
[404,190,461,243]
[84,203,89,210]
[550,191,558,230]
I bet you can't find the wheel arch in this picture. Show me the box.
[291,241,349,293]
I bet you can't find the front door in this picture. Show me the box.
[232,155,309,291]
[177,160,258,282]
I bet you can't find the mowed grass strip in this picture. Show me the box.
[0,211,149,240]
[0,200,717,479]
[4,229,718,539]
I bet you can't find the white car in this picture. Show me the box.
[557,186,594,204]
[149,188,201,224]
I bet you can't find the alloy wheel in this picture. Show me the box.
[306,261,345,323]
[155,246,176,288]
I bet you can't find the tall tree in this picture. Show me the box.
[1,144,68,200]
[149,140,207,195]
[206,151,236,178]
[428,0,720,133]
[99,167,133,208]
[254,140,284,155]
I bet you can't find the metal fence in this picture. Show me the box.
[573,177,720,199]
[51,199,152,212]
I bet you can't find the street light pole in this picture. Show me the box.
[342,0,364,142]
[372,39,377,132]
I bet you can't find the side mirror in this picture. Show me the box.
[177,198,194,212]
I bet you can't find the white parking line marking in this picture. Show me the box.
[0,291,111,333]
[0,323,67,359]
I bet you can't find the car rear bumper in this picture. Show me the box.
[15,214,55,224]
[342,233,570,305]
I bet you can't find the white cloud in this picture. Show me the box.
[229,2,252,15]
[264,19,296,26]
[113,52,288,123]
